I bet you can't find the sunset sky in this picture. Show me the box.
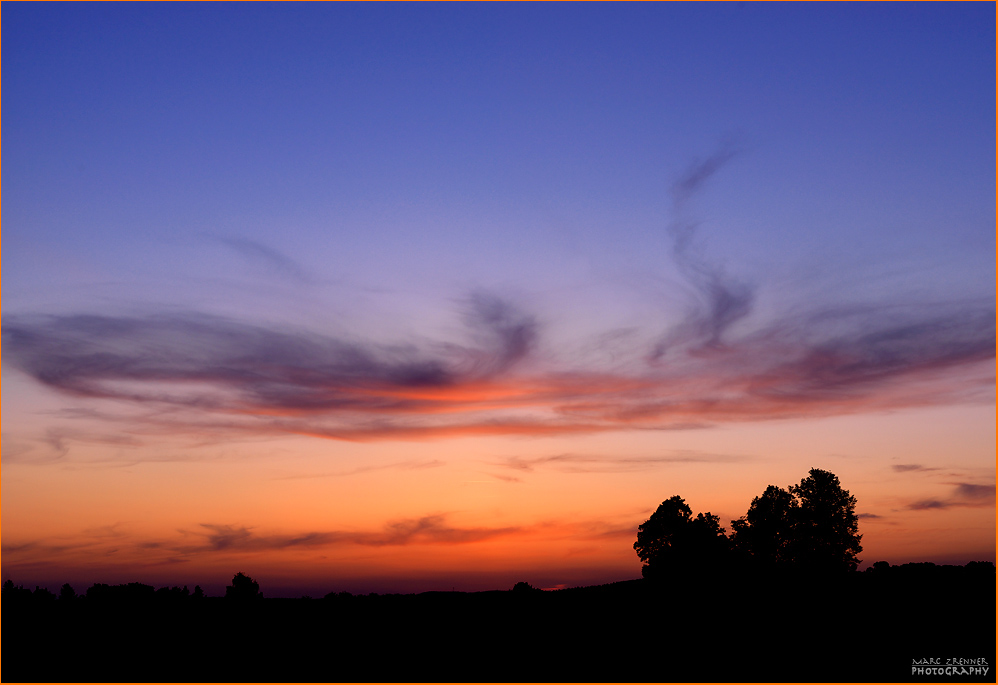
[2,3,994,597]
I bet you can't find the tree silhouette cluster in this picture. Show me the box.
[635,468,863,579]
[3,579,209,604]
[3,573,277,606]
[225,572,263,600]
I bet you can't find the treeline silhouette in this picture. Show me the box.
[5,561,992,608]
[5,565,993,682]
[3,470,994,683]
[1,571,254,606]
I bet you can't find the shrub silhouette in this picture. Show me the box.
[225,572,263,600]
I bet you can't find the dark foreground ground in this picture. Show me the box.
[3,565,994,683]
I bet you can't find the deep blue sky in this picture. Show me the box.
[5,3,992,318]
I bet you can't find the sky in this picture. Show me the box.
[2,2,994,597]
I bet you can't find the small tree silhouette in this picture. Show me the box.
[633,495,729,579]
[32,586,56,601]
[2,580,33,602]
[225,572,263,600]
[512,581,541,593]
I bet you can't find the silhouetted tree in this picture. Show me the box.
[59,583,77,601]
[512,581,542,593]
[85,582,155,602]
[86,582,110,600]
[2,580,33,602]
[634,495,729,579]
[225,572,263,600]
[731,468,862,574]
[155,585,190,602]
[730,485,798,569]
[965,560,996,575]
[324,590,353,600]
[634,495,692,578]
[791,468,862,572]
[32,586,56,601]
[690,511,729,564]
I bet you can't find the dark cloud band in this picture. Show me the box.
[2,293,992,445]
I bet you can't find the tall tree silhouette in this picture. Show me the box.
[791,468,862,572]
[731,468,862,573]
[633,495,729,579]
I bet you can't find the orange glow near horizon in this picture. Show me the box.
[2,400,993,595]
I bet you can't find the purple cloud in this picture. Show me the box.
[908,483,995,511]
[2,290,991,446]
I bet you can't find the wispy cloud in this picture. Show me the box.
[185,516,522,553]
[3,292,991,447]
[907,482,995,510]
[2,514,524,565]
[456,291,538,376]
[652,140,754,359]
[953,483,995,500]
[0,514,652,592]
[1,526,127,559]
[494,450,745,474]
[892,464,940,473]
[488,473,525,484]
[273,459,446,480]
[217,236,315,285]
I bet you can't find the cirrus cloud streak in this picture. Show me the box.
[3,293,992,446]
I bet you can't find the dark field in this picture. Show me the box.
[3,564,994,683]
